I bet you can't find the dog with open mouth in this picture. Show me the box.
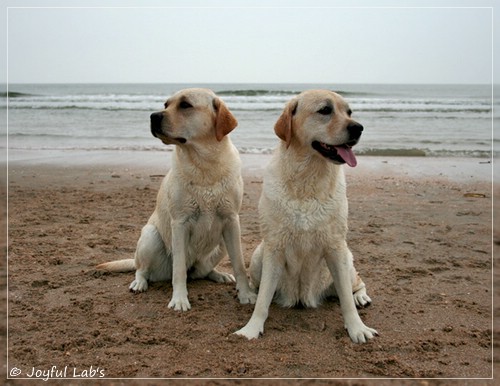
[234,90,377,343]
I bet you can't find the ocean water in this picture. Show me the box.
[1,83,494,158]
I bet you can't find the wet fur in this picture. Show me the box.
[97,88,256,311]
[235,90,378,343]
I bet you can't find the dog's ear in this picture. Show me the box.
[213,98,238,141]
[274,99,297,149]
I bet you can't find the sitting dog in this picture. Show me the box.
[97,88,256,311]
[234,90,377,343]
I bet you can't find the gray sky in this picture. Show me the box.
[2,0,498,84]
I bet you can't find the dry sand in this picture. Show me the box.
[2,150,497,384]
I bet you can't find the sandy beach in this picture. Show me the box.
[3,150,496,382]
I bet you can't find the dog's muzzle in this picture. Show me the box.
[311,121,364,167]
[150,112,164,138]
[346,121,364,146]
[149,112,187,144]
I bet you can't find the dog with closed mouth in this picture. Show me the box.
[234,90,377,343]
[97,88,256,311]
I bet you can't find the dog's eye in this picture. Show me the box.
[347,109,352,117]
[179,101,193,109]
[317,105,333,115]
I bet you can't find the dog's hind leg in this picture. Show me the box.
[189,245,235,283]
[323,261,371,307]
[352,272,371,308]
[248,242,264,289]
[130,224,170,293]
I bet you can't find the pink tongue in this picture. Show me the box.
[334,146,357,167]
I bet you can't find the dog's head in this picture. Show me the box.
[274,90,363,167]
[150,88,238,146]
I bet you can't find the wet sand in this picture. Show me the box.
[3,150,496,382]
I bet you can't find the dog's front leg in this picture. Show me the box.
[223,215,257,304]
[234,252,283,339]
[325,243,378,343]
[169,221,191,311]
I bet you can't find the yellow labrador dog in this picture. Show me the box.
[97,88,256,311]
[234,90,377,343]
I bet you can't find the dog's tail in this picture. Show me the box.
[96,259,135,272]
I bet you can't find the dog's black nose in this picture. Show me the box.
[150,112,163,137]
[347,121,363,140]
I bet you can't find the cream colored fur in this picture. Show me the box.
[234,90,377,343]
[97,88,256,311]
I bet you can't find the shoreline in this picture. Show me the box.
[5,148,493,183]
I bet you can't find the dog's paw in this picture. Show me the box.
[345,322,378,344]
[129,279,148,293]
[353,287,372,308]
[233,325,262,340]
[238,289,257,305]
[168,296,191,312]
[208,270,235,284]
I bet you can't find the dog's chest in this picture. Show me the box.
[187,203,224,231]
[263,175,347,234]
[291,199,328,229]
[183,210,224,260]
[275,195,341,233]
[183,189,231,246]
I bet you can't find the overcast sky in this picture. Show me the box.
[2,0,498,84]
